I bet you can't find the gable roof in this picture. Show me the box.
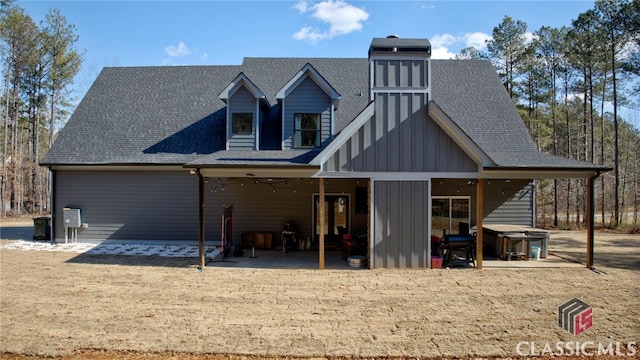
[41,57,609,176]
[219,72,266,104]
[275,63,341,109]
[430,60,607,173]
[41,59,369,166]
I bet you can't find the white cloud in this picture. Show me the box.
[415,2,435,10]
[164,42,191,57]
[294,0,310,12]
[293,0,369,42]
[430,34,457,48]
[431,46,457,60]
[429,32,492,59]
[524,31,535,44]
[293,26,327,42]
[464,32,491,50]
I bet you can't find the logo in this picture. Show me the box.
[558,298,593,335]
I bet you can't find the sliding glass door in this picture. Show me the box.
[431,196,470,239]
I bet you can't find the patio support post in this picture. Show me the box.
[586,173,598,269]
[198,170,205,270]
[319,177,325,269]
[476,178,483,269]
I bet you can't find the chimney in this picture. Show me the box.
[368,36,431,101]
[368,36,431,58]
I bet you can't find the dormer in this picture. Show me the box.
[219,73,268,150]
[276,64,341,150]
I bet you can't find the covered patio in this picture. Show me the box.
[187,168,608,271]
[202,248,583,270]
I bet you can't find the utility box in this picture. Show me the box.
[63,208,81,228]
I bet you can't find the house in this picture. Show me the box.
[41,36,609,269]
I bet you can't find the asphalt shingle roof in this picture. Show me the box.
[41,57,605,171]
[430,60,606,170]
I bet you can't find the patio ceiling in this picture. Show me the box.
[194,165,320,179]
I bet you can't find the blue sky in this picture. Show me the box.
[19,0,598,99]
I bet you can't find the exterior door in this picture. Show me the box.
[314,195,349,245]
[431,196,471,238]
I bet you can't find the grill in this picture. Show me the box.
[440,234,476,268]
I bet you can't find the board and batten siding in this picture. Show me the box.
[227,86,257,150]
[54,170,199,241]
[372,180,430,268]
[325,98,477,173]
[373,59,428,88]
[282,77,331,150]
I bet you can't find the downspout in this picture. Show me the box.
[531,180,537,227]
[587,171,601,270]
[49,166,56,244]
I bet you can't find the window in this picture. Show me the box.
[294,113,320,148]
[431,196,470,237]
[231,113,253,134]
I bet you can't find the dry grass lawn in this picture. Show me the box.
[1,223,638,359]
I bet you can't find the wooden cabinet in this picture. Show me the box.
[241,231,273,250]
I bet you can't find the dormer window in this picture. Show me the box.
[219,73,268,151]
[294,113,321,148]
[232,113,253,134]
[277,64,341,150]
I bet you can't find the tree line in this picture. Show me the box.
[1,0,638,231]
[458,0,639,229]
[0,0,81,217]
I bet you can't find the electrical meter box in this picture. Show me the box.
[63,208,81,228]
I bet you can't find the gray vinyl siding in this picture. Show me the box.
[372,180,429,268]
[202,179,367,246]
[431,179,534,227]
[325,100,477,173]
[54,171,367,245]
[483,182,534,226]
[282,77,331,150]
[54,170,199,241]
[228,86,257,150]
[373,59,428,88]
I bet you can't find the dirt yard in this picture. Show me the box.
[1,222,638,359]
